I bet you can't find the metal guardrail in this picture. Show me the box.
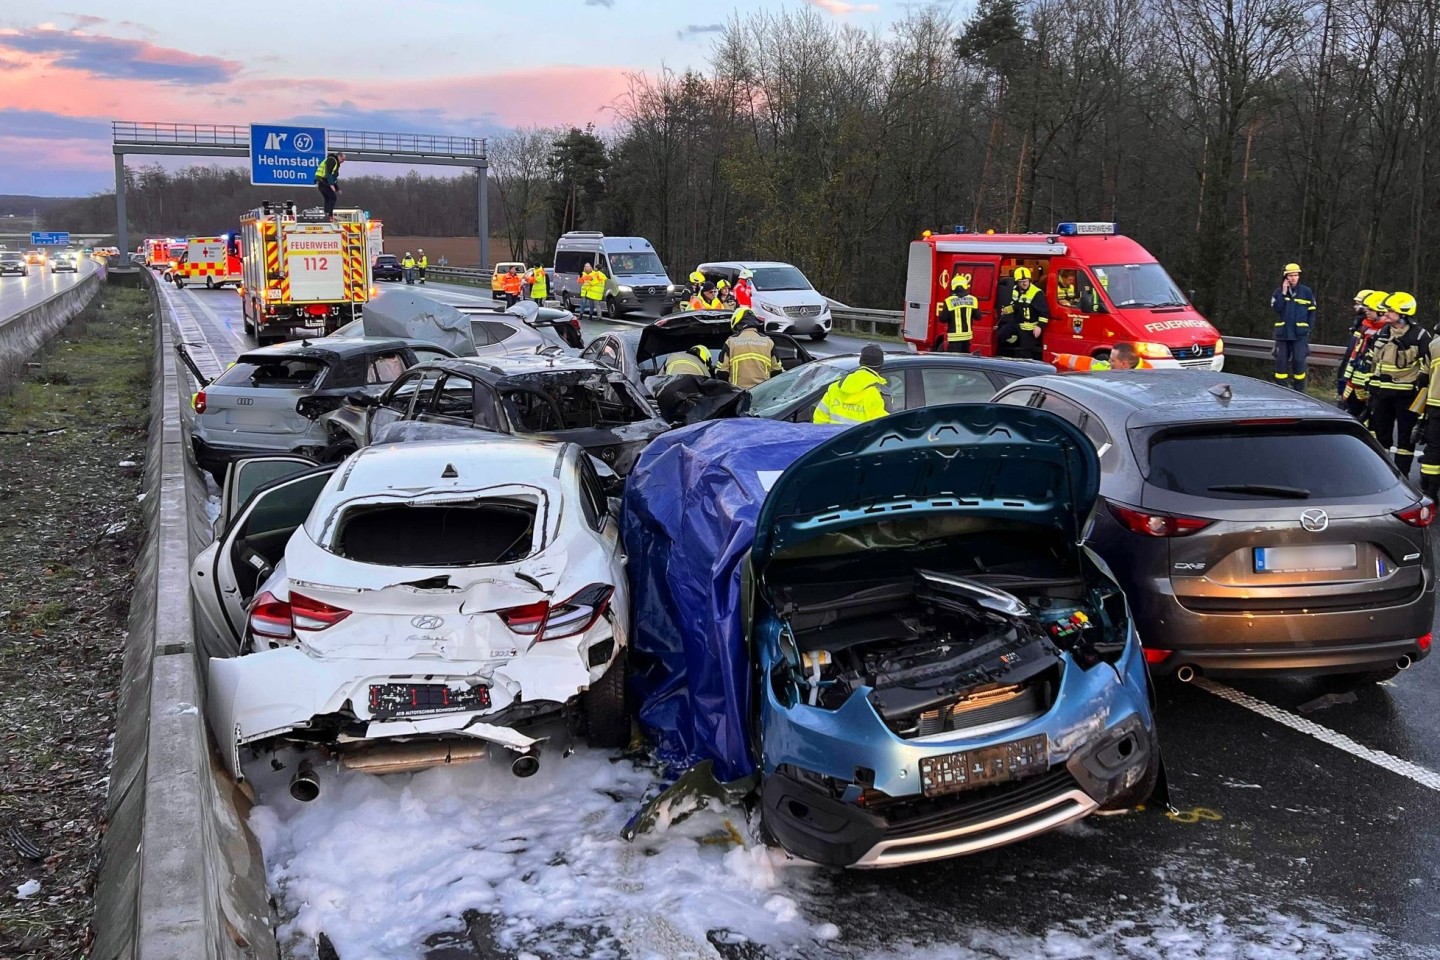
[421,270,1343,364]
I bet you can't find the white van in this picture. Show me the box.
[552,232,680,318]
[697,260,833,340]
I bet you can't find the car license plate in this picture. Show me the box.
[919,734,1049,798]
[368,682,490,720]
[1254,543,1357,574]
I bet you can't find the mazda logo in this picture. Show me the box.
[410,615,445,630]
[1300,508,1329,532]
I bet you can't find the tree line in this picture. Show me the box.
[52,0,1440,340]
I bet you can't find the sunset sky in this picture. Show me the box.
[0,0,897,196]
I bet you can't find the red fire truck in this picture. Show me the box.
[903,222,1224,369]
[238,202,373,344]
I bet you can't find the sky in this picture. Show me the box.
[0,0,903,197]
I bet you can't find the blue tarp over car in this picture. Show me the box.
[622,418,842,783]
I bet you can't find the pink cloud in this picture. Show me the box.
[805,0,879,14]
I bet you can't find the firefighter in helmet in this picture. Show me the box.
[999,266,1048,359]
[1365,291,1430,475]
[940,273,978,353]
[717,307,782,388]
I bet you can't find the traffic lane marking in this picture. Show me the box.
[182,286,248,361]
[1195,677,1440,792]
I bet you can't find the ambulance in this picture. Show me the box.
[238,201,373,344]
[903,222,1224,369]
[172,235,242,289]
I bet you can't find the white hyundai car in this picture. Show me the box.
[191,438,629,794]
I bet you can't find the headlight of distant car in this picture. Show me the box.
[666,284,676,292]
[618,285,633,294]
[757,301,779,314]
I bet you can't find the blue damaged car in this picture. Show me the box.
[747,406,1159,867]
[623,405,1160,869]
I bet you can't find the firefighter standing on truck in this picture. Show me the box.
[1364,291,1430,475]
[718,308,782,388]
[939,273,978,353]
[314,152,344,219]
[1271,263,1315,390]
[1000,267,1048,359]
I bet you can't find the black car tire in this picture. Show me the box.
[561,290,573,311]
[319,438,357,464]
[583,647,629,749]
[205,276,215,289]
[174,278,184,289]
[606,295,621,320]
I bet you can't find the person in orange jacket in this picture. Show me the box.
[1051,342,1149,372]
[501,266,523,307]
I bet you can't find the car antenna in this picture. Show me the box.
[1207,383,1232,403]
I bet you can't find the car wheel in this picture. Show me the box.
[583,647,629,749]
[174,279,185,289]
[605,296,620,320]
[810,329,828,341]
[205,276,215,289]
[561,290,573,311]
[319,438,357,464]
[243,316,254,336]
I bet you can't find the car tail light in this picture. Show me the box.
[192,390,207,414]
[1396,500,1435,527]
[290,592,351,631]
[1143,648,1173,665]
[499,585,614,641]
[1419,633,1433,651]
[1106,501,1214,537]
[248,591,293,641]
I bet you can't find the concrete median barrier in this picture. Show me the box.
[0,267,104,392]
[93,270,276,960]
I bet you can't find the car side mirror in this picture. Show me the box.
[346,390,378,408]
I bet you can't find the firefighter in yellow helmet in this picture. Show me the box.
[939,273,978,353]
[999,266,1048,359]
[1364,291,1430,475]
[1338,289,1385,418]
[717,307,782,388]
[661,344,714,377]
[814,344,888,425]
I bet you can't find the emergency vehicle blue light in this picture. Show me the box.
[1056,221,1119,236]
[951,225,967,234]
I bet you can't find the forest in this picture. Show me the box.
[50,1,1440,340]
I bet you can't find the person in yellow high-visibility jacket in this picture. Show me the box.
[578,262,607,320]
[814,345,889,425]
[417,249,428,285]
[528,266,548,305]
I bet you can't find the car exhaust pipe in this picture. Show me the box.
[1397,655,1413,671]
[511,753,540,778]
[289,759,320,802]
[1176,664,1197,683]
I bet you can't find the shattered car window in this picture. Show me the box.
[214,358,328,389]
[500,374,652,432]
[331,498,540,566]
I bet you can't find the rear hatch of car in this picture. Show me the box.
[200,354,332,438]
[283,485,567,662]
[1134,418,1429,614]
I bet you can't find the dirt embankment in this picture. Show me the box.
[0,289,152,959]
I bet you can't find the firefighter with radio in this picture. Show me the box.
[1365,291,1430,475]
[1271,262,1315,390]
[1000,266,1048,359]
[1339,290,1388,420]
[939,273,978,353]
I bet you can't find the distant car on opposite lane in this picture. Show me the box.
[992,370,1436,683]
[24,250,46,267]
[49,252,78,273]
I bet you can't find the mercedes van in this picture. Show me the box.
[698,260,833,340]
[552,232,679,319]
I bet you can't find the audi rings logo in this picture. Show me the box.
[410,615,445,630]
[236,397,254,405]
[1299,508,1329,532]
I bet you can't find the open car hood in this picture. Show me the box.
[751,404,1099,572]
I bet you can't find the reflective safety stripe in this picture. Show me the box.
[1423,464,1440,476]
[1275,373,1290,379]
[1397,448,1415,457]
[1374,382,1419,390]
[1294,372,1307,379]
[1294,298,1313,305]
[814,399,869,425]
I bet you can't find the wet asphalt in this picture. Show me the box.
[167,278,1440,959]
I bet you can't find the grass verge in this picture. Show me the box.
[0,288,152,959]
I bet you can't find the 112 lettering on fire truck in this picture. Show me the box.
[238,201,374,345]
[903,222,1224,369]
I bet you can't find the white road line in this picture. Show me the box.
[1196,678,1440,792]
[163,287,226,379]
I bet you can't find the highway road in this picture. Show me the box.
[154,274,1440,960]
[0,255,99,323]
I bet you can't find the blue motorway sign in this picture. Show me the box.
[250,124,328,188]
[31,231,69,245]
